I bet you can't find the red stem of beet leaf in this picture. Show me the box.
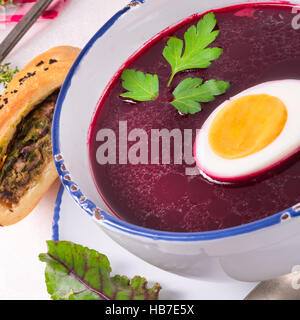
[48,253,110,300]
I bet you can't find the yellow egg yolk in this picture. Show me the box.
[208,94,288,159]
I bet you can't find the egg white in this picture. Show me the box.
[194,80,300,182]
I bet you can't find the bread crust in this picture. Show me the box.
[0,46,81,157]
[0,46,80,226]
[0,161,58,226]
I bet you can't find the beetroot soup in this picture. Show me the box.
[89,3,300,232]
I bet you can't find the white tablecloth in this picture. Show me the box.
[0,0,126,300]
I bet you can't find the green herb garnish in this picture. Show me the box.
[120,69,159,102]
[0,63,19,86]
[163,12,222,87]
[119,13,229,115]
[171,78,230,114]
[39,241,162,300]
[0,0,16,5]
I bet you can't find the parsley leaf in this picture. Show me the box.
[40,241,162,300]
[163,12,222,86]
[120,69,159,101]
[0,63,19,87]
[171,78,230,114]
[0,0,15,5]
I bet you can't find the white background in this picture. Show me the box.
[0,0,126,300]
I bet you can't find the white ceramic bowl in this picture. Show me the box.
[52,0,300,282]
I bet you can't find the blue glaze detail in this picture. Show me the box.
[52,1,300,242]
[52,184,64,241]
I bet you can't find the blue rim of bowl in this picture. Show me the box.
[52,184,64,241]
[52,0,300,242]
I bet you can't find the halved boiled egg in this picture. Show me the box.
[194,80,300,182]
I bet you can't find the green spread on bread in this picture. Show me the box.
[0,91,58,204]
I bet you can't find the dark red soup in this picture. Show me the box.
[89,3,300,232]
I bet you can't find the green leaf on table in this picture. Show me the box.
[120,69,159,101]
[0,1,15,5]
[171,78,230,115]
[39,240,161,300]
[0,63,19,87]
[163,12,223,86]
